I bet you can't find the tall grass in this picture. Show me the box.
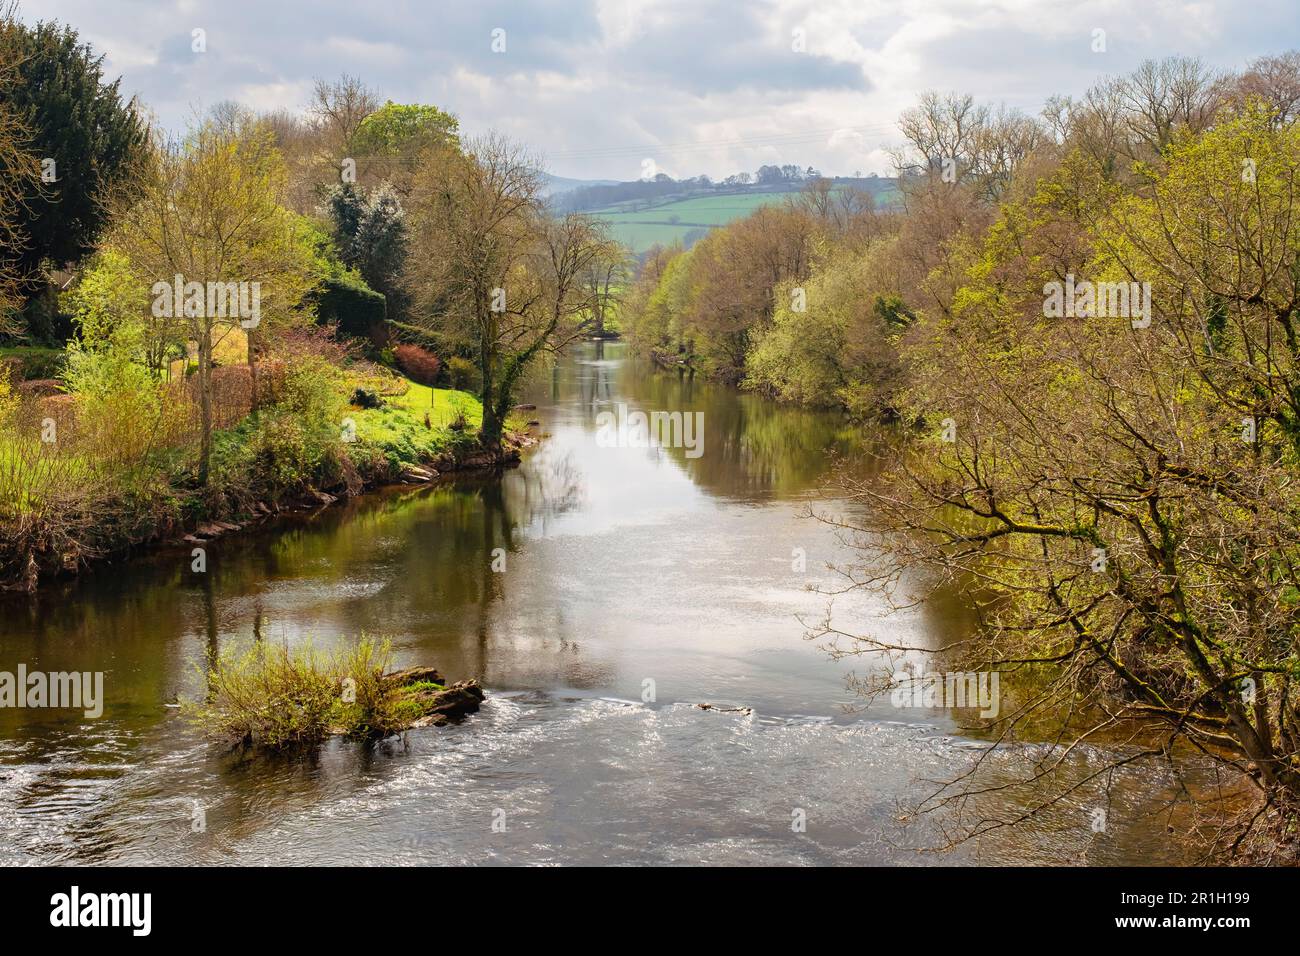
[186,637,441,747]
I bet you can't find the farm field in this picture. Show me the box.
[591,181,901,251]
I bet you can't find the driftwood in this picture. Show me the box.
[380,668,485,729]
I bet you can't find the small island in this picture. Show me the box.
[186,638,484,750]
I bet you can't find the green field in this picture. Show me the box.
[592,183,901,252]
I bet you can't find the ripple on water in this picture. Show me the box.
[0,694,1194,866]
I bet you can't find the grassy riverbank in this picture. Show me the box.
[0,346,519,591]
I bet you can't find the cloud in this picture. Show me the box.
[16,0,1300,179]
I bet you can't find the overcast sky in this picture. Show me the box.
[20,0,1300,181]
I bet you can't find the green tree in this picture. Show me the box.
[405,135,606,446]
[110,124,316,484]
[0,11,147,301]
[324,182,408,319]
[354,102,459,158]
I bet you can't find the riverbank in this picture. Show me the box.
[0,342,1202,866]
[0,361,535,592]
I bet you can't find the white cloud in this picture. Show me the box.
[14,0,1300,180]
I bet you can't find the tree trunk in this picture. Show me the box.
[247,326,259,412]
[477,327,499,448]
[197,328,213,486]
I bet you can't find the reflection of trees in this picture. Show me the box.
[566,341,864,499]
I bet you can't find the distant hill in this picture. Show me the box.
[569,176,901,253]
[539,173,620,197]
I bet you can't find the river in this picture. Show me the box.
[0,341,1195,865]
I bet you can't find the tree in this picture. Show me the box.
[405,135,607,446]
[110,124,316,484]
[894,91,986,177]
[355,102,458,153]
[60,249,180,376]
[680,204,816,381]
[827,104,1300,856]
[325,181,408,319]
[309,74,379,158]
[745,244,904,414]
[1233,52,1300,127]
[0,20,39,329]
[894,91,1045,200]
[0,9,147,303]
[582,245,629,337]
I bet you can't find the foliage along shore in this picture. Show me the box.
[623,54,1300,861]
[0,348,536,593]
[1,10,621,595]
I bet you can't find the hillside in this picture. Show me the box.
[579,177,900,252]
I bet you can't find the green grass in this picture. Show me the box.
[350,380,483,469]
[0,435,99,516]
[592,184,903,252]
[593,191,791,251]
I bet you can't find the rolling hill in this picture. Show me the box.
[581,177,901,252]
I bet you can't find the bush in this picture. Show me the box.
[0,366,17,428]
[0,346,65,381]
[447,356,480,391]
[185,637,447,747]
[315,273,387,341]
[350,387,383,409]
[392,343,441,385]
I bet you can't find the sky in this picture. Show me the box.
[19,0,1300,182]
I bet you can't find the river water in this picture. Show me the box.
[0,341,1194,865]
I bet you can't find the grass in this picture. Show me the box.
[185,637,445,747]
[0,435,95,516]
[349,379,483,470]
[591,183,904,251]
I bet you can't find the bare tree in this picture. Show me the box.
[1234,51,1300,127]
[406,134,610,446]
[309,74,379,159]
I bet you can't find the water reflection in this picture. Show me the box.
[0,341,1194,865]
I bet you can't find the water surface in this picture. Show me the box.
[0,342,1194,864]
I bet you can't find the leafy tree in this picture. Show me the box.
[745,247,903,414]
[110,124,316,484]
[353,102,459,158]
[60,248,181,375]
[325,182,408,319]
[0,11,147,297]
[829,104,1300,855]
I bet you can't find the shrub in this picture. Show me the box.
[0,366,17,429]
[392,343,441,385]
[447,355,479,391]
[350,387,383,409]
[315,273,386,341]
[0,346,65,381]
[185,637,446,747]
